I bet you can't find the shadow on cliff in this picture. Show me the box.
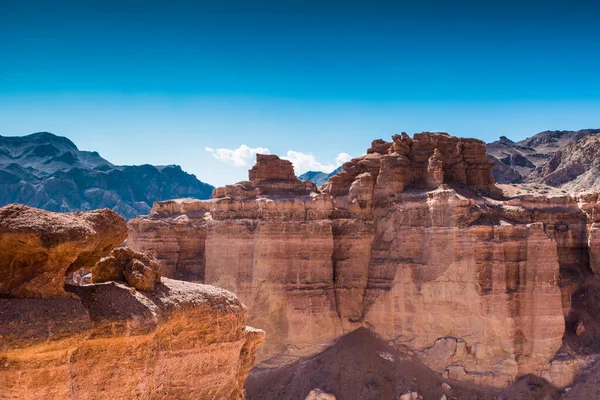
[564,276,600,355]
[66,282,173,334]
[245,328,560,400]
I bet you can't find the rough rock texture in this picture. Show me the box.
[246,328,562,400]
[0,132,214,219]
[0,204,127,298]
[213,154,317,199]
[305,389,337,400]
[487,129,600,185]
[488,154,523,184]
[0,278,265,400]
[0,206,264,399]
[92,247,162,291]
[128,132,600,389]
[527,134,600,192]
[299,167,342,187]
[323,132,499,201]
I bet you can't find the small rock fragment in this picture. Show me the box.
[305,388,336,400]
[399,392,419,400]
[92,247,161,291]
[576,321,585,336]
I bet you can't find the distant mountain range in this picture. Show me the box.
[0,132,213,219]
[487,129,600,190]
[301,130,600,193]
[298,167,341,186]
[3,130,600,221]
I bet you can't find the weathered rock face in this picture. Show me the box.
[527,134,600,192]
[0,278,265,400]
[305,389,336,400]
[92,247,162,291]
[323,132,499,203]
[0,205,265,400]
[487,129,600,186]
[213,154,317,200]
[0,204,127,298]
[128,133,600,388]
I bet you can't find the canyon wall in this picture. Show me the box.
[0,205,264,400]
[128,132,600,388]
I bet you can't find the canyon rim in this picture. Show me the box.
[126,132,600,398]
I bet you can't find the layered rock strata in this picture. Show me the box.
[0,204,127,298]
[0,279,265,400]
[128,132,600,388]
[0,205,265,400]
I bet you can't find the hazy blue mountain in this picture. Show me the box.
[298,166,342,186]
[0,132,214,219]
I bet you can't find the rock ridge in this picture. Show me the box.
[0,204,265,399]
[128,132,600,388]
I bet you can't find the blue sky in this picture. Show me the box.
[1,0,599,186]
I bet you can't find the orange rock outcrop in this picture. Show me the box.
[0,205,265,399]
[128,132,600,388]
[0,279,265,399]
[92,246,162,291]
[0,204,127,298]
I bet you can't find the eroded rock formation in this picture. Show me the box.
[487,129,600,186]
[128,132,600,388]
[0,279,265,400]
[0,204,265,399]
[0,204,127,298]
[92,247,162,291]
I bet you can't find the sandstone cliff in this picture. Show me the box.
[128,132,600,389]
[0,205,264,400]
[0,204,128,298]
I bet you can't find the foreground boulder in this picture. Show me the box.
[92,247,161,291]
[0,204,127,298]
[0,204,264,399]
[0,278,265,400]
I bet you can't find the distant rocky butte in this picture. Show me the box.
[0,204,264,399]
[0,132,213,219]
[487,129,600,187]
[128,131,600,392]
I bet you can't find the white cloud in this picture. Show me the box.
[205,145,270,167]
[205,144,352,175]
[282,151,351,175]
[335,152,353,166]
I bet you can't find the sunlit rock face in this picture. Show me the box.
[128,133,599,388]
[0,205,264,400]
[0,204,127,298]
[131,155,342,362]
[0,279,265,400]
